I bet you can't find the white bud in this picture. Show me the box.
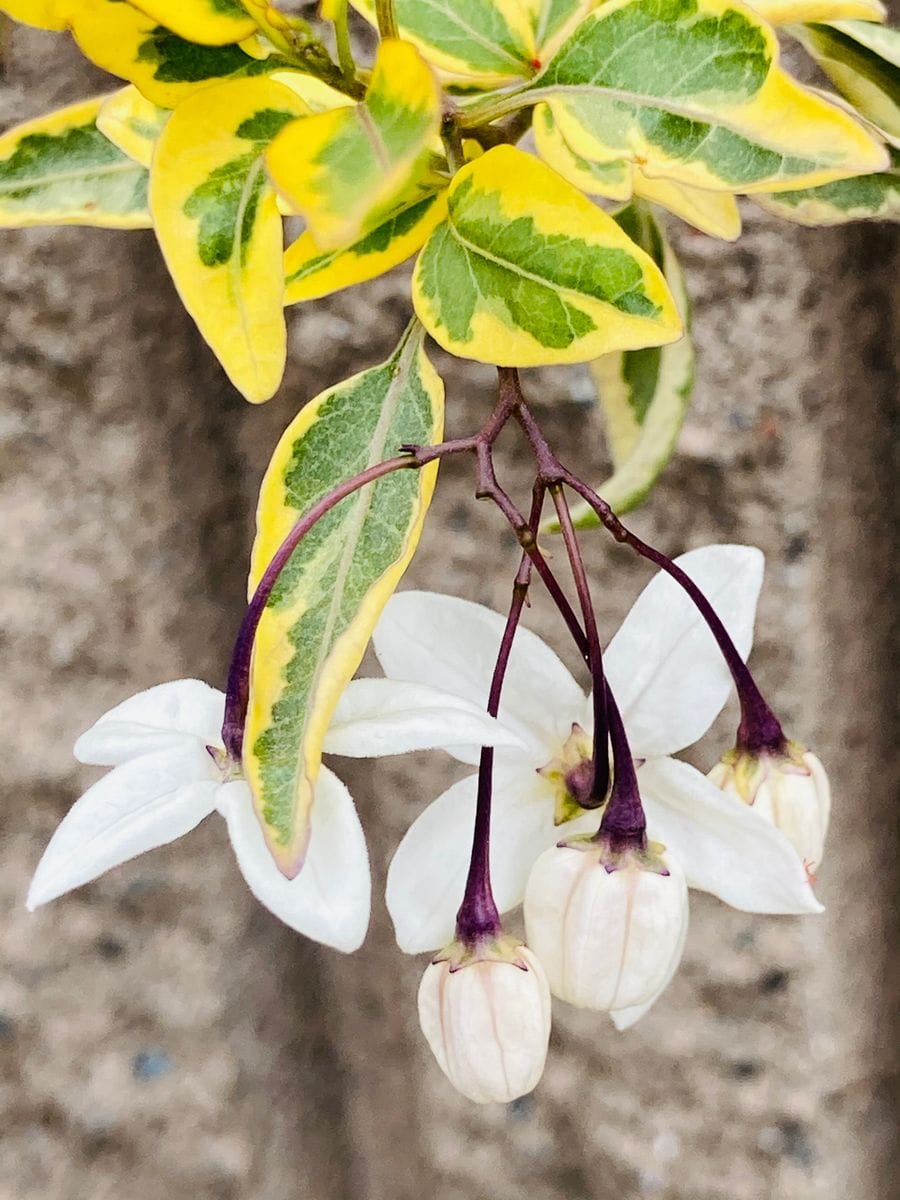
[417,937,551,1104]
[524,840,688,1012]
[708,744,831,876]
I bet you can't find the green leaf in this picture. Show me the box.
[515,0,887,194]
[758,147,900,222]
[788,20,900,141]
[412,144,682,366]
[243,325,444,875]
[552,203,694,529]
[0,94,150,228]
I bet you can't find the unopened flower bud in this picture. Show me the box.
[524,839,688,1012]
[417,935,551,1104]
[708,743,831,877]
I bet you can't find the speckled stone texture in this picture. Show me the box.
[2,23,898,1200]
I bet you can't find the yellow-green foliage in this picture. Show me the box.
[1,0,896,869]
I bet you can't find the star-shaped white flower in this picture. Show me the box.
[375,545,822,963]
[27,676,522,952]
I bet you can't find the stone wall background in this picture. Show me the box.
[1,22,897,1200]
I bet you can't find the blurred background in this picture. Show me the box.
[2,17,898,1200]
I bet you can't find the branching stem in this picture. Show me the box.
[550,484,610,804]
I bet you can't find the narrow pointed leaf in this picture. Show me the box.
[350,0,537,86]
[150,76,309,402]
[789,20,900,140]
[758,147,900,222]
[412,144,682,367]
[267,39,441,250]
[284,189,448,304]
[97,85,169,168]
[243,325,444,876]
[522,0,887,194]
[0,94,151,228]
[550,204,693,528]
[68,0,274,108]
[129,0,257,46]
[748,0,885,22]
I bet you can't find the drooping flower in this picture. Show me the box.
[708,742,831,878]
[523,838,688,1013]
[417,934,551,1104]
[27,677,522,952]
[374,545,823,990]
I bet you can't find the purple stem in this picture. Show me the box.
[597,690,647,848]
[550,484,610,805]
[455,497,540,946]
[562,474,786,755]
[221,454,417,759]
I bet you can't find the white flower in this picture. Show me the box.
[417,936,551,1104]
[524,840,688,1013]
[708,743,831,878]
[374,545,823,980]
[27,676,523,952]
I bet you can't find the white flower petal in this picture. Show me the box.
[604,546,764,757]
[610,892,690,1030]
[639,757,823,915]
[322,678,527,760]
[386,757,598,954]
[27,742,219,909]
[75,679,226,765]
[373,591,584,754]
[219,772,370,952]
[73,721,193,767]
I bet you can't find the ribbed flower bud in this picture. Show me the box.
[523,838,688,1012]
[708,743,831,877]
[417,935,551,1104]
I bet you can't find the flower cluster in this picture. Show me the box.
[29,543,830,1105]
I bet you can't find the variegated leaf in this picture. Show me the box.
[534,103,741,238]
[789,20,900,141]
[244,324,444,876]
[266,39,441,249]
[129,0,257,45]
[563,203,694,525]
[758,148,900,222]
[68,0,274,109]
[150,76,310,402]
[284,189,448,304]
[0,94,150,228]
[0,0,70,27]
[350,0,537,87]
[412,144,682,365]
[533,102,632,200]
[748,0,885,24]
[96,85,169,168]
[632,174,741,240]
[510,0,887,195]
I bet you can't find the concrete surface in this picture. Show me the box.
[1,22,898,1200]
